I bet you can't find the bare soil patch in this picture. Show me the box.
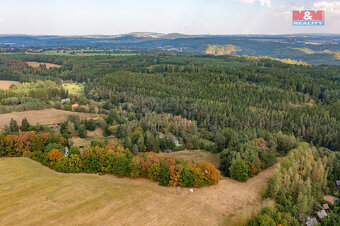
[26,61,62,69]
[0,80,20,89]
[0,109,98,128]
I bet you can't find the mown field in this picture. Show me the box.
[0,80,20,90]
[62,83,84,96]
[0,158,277,225]
[0,109,97,128]
[160,150,221,168]
[25,61,62,69]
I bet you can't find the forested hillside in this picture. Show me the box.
[0,52,339,224]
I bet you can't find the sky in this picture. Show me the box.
[0,0,339,35]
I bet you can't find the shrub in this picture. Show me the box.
[129,156,141,178]
[48,149,63,166]
[180,166,194,187]
[68,154,82,173]
[55,157,69,172]
[78,124,87,138]
[230,159,249,182]
[159,165,170,186]
[112,156,131,178]
[148,163,161,181]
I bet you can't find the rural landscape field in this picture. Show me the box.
[1,0,340,225]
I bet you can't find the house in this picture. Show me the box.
[322,204,329,210]
[306,217,318,226]
[336,180,340,190]
[53,124,60,131]
[72,103,79,111]
[317,209,327,219]
[171,136,180,147]
[323,195,335,204]
[61,98,70,103]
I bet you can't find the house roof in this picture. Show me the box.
[306,218,318,226]
[317,209,327,219]
[323,195,335,204]
[322,204,329,210]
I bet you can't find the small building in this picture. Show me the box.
[336,180,340,190]
[171,136,180,147]
[306,217,318,226]
[72,103,79,111]
[53,124,60,131]
[323,195,335,204]
[317,209,327,219]
[322,204,329,210]
[61,98,70,103]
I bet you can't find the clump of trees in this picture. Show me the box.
[247,142,340,225]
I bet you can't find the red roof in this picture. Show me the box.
[324,195,334,204]
[322,204,329,210]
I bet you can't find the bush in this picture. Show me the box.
[173,145,185,152]
[91,139,105,148]
[78,124,87,138]
[54,157,69,172]
[68,154,82,173]
[86,119,96,131]
[180,166,194,187]
[148,163,161,181]
[112,156,131,178]
[230,159,249,182]
[159,165,170,186]
[129,156,141,178]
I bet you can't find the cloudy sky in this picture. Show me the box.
[0,0,339,35]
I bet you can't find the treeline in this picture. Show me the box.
[0,128,220,188]
[247,143,340,225]
[0,80,67,113]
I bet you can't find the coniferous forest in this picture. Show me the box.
[0,52,339,225]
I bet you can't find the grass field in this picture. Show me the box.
[160,150,221,168]
[0,158,277,225]
[62,83,84,96]
[26,61,62,69]
[0,80,20,89]
[0,109,97,128]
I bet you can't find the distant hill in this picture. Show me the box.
[1,33,340,65]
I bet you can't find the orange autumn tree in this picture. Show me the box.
[48,149,63,165]
[198,161,221,185]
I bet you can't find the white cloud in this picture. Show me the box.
[313,1,340,16]
[237,0,271,8]
[0,18,3,22]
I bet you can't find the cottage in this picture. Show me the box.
[317,209,327,219]
[72,103,79,110]
[172,136,180,147]
[61,98,70,103]
[306,217,318,226]
[323,195,335,204]
[322,204,329,210]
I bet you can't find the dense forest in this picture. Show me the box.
[0,52,339,224]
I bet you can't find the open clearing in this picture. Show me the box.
[0,80,20,89]
[0,158,277,225]
[26,61,62,69]
[0,109,98,128]
[62,83,84,96]
[161,149,221,168]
